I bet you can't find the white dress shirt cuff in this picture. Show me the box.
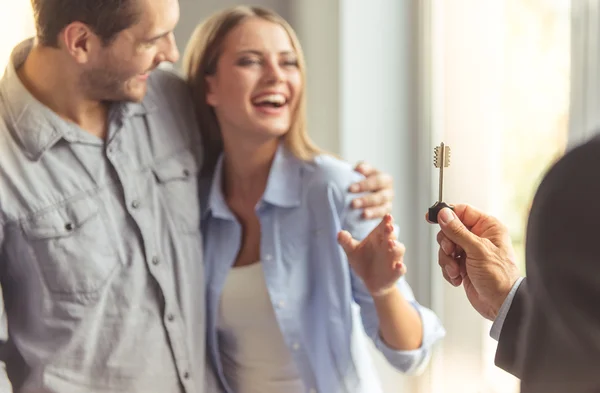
[489,277,525,341]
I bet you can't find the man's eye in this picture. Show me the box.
[282,60,299,67]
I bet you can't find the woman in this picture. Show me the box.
[184,6,445,393]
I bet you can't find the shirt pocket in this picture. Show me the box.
[153,149,201,234]
[21,198,119,297]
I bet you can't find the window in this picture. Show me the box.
[489,1,570,390]
[426,1,570,392]
[500,0,570,274]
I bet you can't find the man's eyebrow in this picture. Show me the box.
[144,31,171,42]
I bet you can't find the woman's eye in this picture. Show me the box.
[238,57,260,66]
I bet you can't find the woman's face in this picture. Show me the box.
[205,18,302,144]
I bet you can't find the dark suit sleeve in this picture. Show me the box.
[494,278,528,378]
[512,138,600,392]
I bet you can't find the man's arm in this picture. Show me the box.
[490,277,525,341]
[0,222,12,392]
[494,278,528,378]
[0,291,12,393]
[516,137,600,392]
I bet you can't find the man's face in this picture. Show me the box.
[82,0,180,103]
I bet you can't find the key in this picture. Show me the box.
[428,142,454,223]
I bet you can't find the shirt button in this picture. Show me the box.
[183,371,190,379]
[183,169,190,177]
[131,200,140,209]
[264,254,273,261]
[277,301,285,309]
[167,314,175,322]
[152,256,160,265]
[292,342,300,350]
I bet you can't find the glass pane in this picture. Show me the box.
[487,1,570,392]
[500,0,571,274]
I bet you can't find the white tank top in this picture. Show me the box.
[217,263,305,393]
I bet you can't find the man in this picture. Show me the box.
[430,137,600,392]
[0,0,394,391]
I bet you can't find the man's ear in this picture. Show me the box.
[60,22,99,64]
[205,75,218,107]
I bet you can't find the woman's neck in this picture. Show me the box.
[222,138,279,209]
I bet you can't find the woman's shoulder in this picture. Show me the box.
[302,154,364,191]
[298,154,364,210]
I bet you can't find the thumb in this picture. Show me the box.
[438,208,481,255]
[337,230,360,256]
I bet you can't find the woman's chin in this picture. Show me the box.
[253,125,290,138]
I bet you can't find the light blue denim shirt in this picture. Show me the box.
[0,39,206,393]
[201,144,445,393]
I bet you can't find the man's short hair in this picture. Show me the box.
[31,0,141,47]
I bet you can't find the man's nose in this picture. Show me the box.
[156,33,180,65]
[163,33,180,64]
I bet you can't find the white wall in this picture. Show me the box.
[569,0,600,148]
[174,0,292,68]
[0,2,35,72]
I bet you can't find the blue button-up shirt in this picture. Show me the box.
[202,145,445,393]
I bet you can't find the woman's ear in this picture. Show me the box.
[205,75,218,107]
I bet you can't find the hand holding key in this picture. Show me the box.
[430,205,521,320]
[428,142,454,223]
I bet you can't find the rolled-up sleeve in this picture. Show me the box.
[342,186,445,375]
[351,271,445,374]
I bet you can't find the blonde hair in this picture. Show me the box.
[182,5,322,174]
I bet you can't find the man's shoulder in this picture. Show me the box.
[142,66,201,148]
[541,136,600,190]
[147,66,186,89]
[145,66,193,109]
[564,135,600,165]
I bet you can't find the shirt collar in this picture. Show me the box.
[0,38,157,161]
[205,143,304,220]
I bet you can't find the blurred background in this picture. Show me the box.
[2,0,595,392]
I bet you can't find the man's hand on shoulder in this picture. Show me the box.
[349,162,394,219]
